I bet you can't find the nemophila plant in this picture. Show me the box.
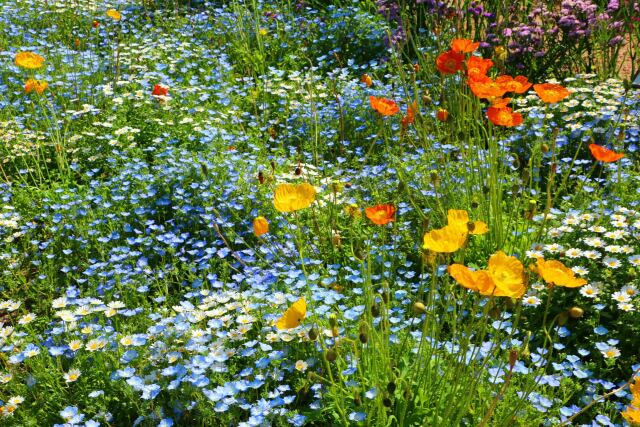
[0,0,639,426]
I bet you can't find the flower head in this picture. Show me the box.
[532,258,587,288]
[365,204,396,225]
[369,96,399,116]
[487,107,523,127]
[273,183,316,212]
[106,9,122,20]
[15,52,45,70]
[436,50,464,74]
[24,79,48,95]
[422,209,487,253]
[451,38,479,53]
[152,84,169,97]
[588,143,624,163]
[533,83,570,103]
[276,297,306,330]
[449,251,526,298]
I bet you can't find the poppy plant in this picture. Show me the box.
[531,257,587,288]
[273,183,316,213]
[468,76,508,99]
[449,251,526,298]
[451,38,480,53]
[589,143,625,163]
[496,75,532,94]
[533,83,570,103]
[487,106,523,127]
[15,52,45,70]
[422,209,488,253]
[106,9,122,21]
[466,56,493,80]
[365,204,396,225]
[369,96,399,116]
[152,84,169,97]
[436,50,464,74]
[401,101,417,127]
[275,297,306,330]
[24,79,48,95]
[436,108,449,122]
[253,216,269,237]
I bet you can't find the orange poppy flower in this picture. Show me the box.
[15,52,45,70]
[532,257,587,288]
[533,83,570,103]
[361,73,372,87]
[24,79,48,95]
[365,204,396,225]
[496,75,532,94]
[468,76,508,99]
[369,96,400,116]
[487,107,523,127]
[436,108,449,122]
[466,56,493,80]
[152,84,169,97]
[253,216,269,237]
[401,101,417,128]
[589,143,625,163]
[436,50,464,74]
[490,97,511,108]
[451,38,479,53]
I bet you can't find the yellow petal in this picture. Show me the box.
[469,221,489,235]
[273,183,316,213]
[276,297,306,330]
[447,209,469,228]
[422,224,467,253]
[488,251,526,298]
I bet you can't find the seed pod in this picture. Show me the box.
[326,348,337,363]
[568,306,584,319]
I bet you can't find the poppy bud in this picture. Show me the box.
[268,127,277,139]
[328,314,337,328]
[403,387,412,400]
[568,306,584,318]
[270,160,276,171]
[331,231,342,247]
[422,92,432,105]
[429,170,439,184]
[551,163,557,174]
[361,73,372,87]
[359,332,368,344]
[74,38,81,48]
[257,170,265,184]
[331,326,339,337]
[308,327,318,341]
[92,20,99,28]
[295,166,302,176]
[557,311,569,326]
[387,381,397,394]
[413,63,420,73]
[541,143,549,153]
[371,303,380,317]
[412,301,426,315]
[326,348,337,362]
[380,288,389,304]
[466,222,476,233]
[354,391,362,406]
[253,216,269,237]
[383,397,392,407]
[471,200,479,209]
[436,108,449,122]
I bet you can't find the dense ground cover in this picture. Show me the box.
[0,0,639,425]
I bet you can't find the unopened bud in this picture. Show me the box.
[326,348,337,363]
[568,306,584,318]
[329,314,337,328]
[509,350,518,369]
[412,301,426,315]
[308,327,318,341]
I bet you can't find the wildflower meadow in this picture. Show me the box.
[1,0,640,426]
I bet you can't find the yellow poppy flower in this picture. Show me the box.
[488,251,526,298]
[422,209,487,253]
[273,183,316,213]
[106,9,122,20]
[15,52,45,70]
[275,297,306,330]
[533,257,587,288]
[422,224,468,253]
[448,264,493,295]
